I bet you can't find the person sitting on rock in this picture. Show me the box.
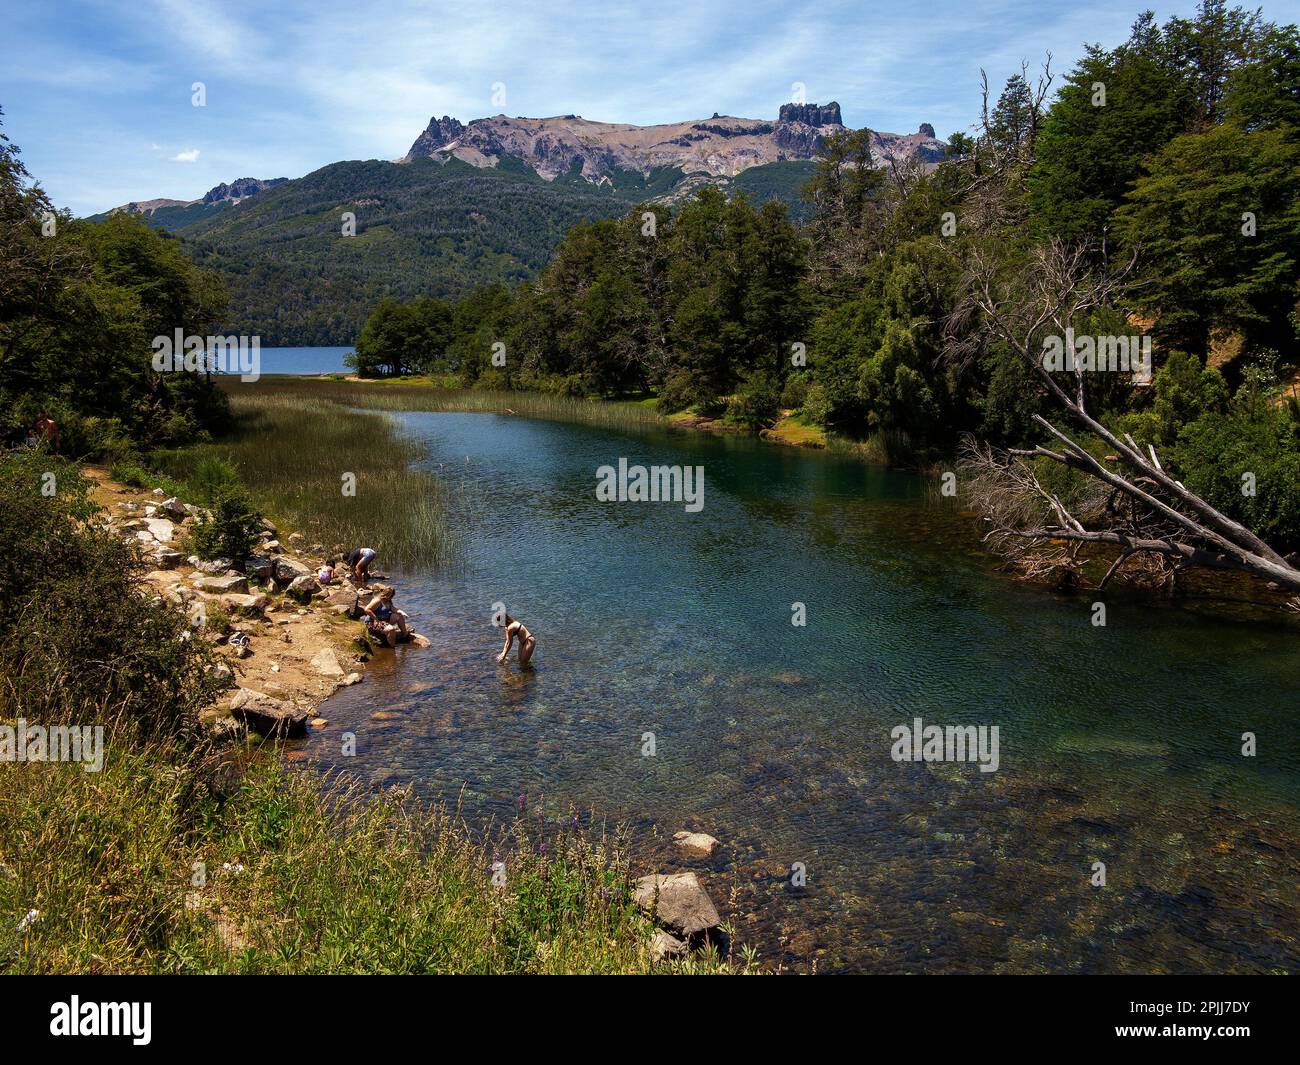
[345,546,377,586]
[496,613,536,668]
[362,585,409,647]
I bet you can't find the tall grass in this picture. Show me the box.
[151,387,458,568]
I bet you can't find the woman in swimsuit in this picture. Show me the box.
[496,614,536,668]
[362,585,408,647]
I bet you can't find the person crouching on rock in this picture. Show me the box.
[346,546,377,586]
[363,585,409,647]
[496,614,536,668]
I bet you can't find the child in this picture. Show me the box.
[318,558,336,585]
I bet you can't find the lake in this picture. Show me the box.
[303,409,1300,973]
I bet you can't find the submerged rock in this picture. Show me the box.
[673,831,721,858]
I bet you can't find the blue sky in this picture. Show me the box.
[1,0,1269,214]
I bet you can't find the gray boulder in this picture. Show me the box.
[633,872,722,939]
[243,555,274,580]
[272,556,312,584]
[194,574,249,595]
[285,574,321,603]
[229,688,308,738]
[158,496,188,521]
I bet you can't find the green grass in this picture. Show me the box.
[148,385,457,569]
[0,730,733,974]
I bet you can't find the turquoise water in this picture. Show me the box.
[305,411,1300,973]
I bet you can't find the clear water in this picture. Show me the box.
[220,346,354,376]
[304,411,1300,973]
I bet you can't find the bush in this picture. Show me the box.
[189,483,262,562]
[0,450,221,738]
[727,369,783,430]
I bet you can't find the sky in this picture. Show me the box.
[1,0,1275,215]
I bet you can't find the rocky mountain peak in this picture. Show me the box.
[918,122,936,139]
[777,101,843,127]
[202,177,288,204]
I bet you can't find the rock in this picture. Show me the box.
[310,718,328,728]
[158,496,188,521]
[633,872,722,939]
[673,831,721,858]
[196,558,236,575]
[285,574,321,603]
[211,662,234,686]
[406,633,431,648]
[152,488,165,497]
[221,593,268,617]
[258,518,278,536]
[134,529,155,543]
[229,688,308,738]
[152,548,185,569]
[243,555,274,580]
[310,646,345,678]
[194,574,250,595]
[272,556,312,584]
[204,715,246,744]
[145,517,176,542]
[918,121,937,138]
[342,672,363,686]
[262,539,281,553]
[288,532,305,544]
[649,931,689,964]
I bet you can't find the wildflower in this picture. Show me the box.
[221,862,245,875]
[17,908,40,932]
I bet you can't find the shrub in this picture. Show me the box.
[189,483,262,562]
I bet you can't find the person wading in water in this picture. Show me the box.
[496,614,536,668]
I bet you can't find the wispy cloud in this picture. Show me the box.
[3,0,1213,214]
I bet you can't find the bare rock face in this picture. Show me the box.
[634,872,722,939]
[401,102,946,185]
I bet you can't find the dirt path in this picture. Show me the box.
[83,465,393,734]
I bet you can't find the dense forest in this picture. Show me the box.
[0,108,230,454]
[353,2,1300,576]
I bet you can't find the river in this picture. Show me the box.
[303,408,1300,973]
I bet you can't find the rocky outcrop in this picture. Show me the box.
[401,103,946,184]
[202,177,288,204]
[777,101,843,127]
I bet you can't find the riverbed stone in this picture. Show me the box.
[633,872,722,939]
[673,831,721,858]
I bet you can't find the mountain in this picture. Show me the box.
[93,177,289,230]
[401,102,946,189]
[95,104,948,344]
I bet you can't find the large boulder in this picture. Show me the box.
[194,574,249,595]
[196,558,235,575]
[285,574,321,603]
[273,556,312,584]
[229,688,308,738]
[221,592,269,617]
[158,496,188,521]
[152,548,185,569]
[633,872,722,939]
[145,517,176,542]
[243,555,274,581]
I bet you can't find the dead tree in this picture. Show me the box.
[946,239,1300,596]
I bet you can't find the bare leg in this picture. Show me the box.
[519,636,536,667]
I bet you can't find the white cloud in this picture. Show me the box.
[171,148,201,162]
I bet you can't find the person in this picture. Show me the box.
[30,412,60,454]
[362,585,409,648]
[318,558,336,585]
[496,613,536,668]
[345,546,377,585]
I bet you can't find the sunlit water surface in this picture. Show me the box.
[303,412,1300,973]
